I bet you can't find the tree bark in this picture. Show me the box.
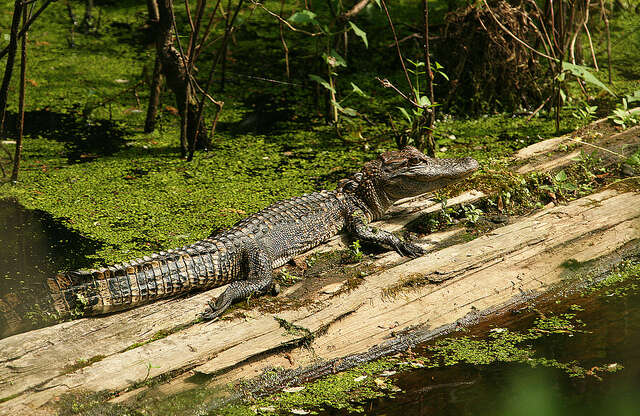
[144,0,162,133]
[0,1,22,137]
[80,0,95,34]
[154,0,208,156]
[144,55,163,133]
[11,3,27,182]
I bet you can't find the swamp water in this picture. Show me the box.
[0,199,101,338]
[316,279,640,416]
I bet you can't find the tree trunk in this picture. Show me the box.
[144,55,163,133]
[154,0,208,157]
[80,0,95,34]
[10,3,27,183]
[144,0,162,133]
[0,1,22,136]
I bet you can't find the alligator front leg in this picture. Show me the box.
[347,211,425,258]
[200,243,278,321]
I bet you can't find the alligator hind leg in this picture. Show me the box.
[200,243,278,321]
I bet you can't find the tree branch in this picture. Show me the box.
[0,0,55,60]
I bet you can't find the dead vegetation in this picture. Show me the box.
[437,1,544,112]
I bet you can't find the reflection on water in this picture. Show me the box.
[320,284,640,415]
[0,199,102,338]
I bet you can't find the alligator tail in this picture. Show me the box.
[47,241,227,316]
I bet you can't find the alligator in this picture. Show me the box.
[48,146,479,320]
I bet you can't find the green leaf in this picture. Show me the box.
[559,89,566,103]
[562,62,615,96]
[373,0,381,8]
[350,82,369,98]
[555,170,567,182]
[626,90,640,104]
[340,107,358,117]
[437,69,449,81]
[322,50,347,68]
[626,153,640,167]
[397,107,412,123]
[348,22,368,48]
[418,95,431,107]
[289,10,318,25]
[309,74,335,93]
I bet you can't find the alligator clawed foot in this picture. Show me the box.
[199,298,229,321]
[395,241,426,258]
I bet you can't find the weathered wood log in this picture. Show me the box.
[0,201,485,408]
[1,119,638,414]
[2,185,639,415]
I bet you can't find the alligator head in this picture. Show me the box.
[342,146,479,219]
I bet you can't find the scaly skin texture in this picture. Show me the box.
[48,147,479,320]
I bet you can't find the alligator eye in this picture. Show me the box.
[408,157,421,165]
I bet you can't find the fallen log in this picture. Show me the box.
[3,185,639,414]
[1,118,638,414]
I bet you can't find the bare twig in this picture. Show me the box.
[526,94,553,121]
[0,0,55,60]
[191,0,244,160]
[252,1,321,36]
[186,0,204,62]
[379,0,416,102]
[525,0,556,62]
[167,0,196,157]
[566,136,625,158]
[219,0,234,91]
[422,0,435,155]
[184,0,195,34]
[385,33,422,48]
[191,78,224,107]
[227,73,301,86]
[340,0,369,21]
[66,0,77,48]
[193,0,222,62]
[583,22,598,71]
[209,100,224,137]
[144,55,163,132]
[599,0,612,83]
[0,142,13,161]
[83,79,145,118]
[376,77,423,109]
[278,0,290,78]
[569,0,590,65]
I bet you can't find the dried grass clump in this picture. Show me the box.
[436,1,544,113]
